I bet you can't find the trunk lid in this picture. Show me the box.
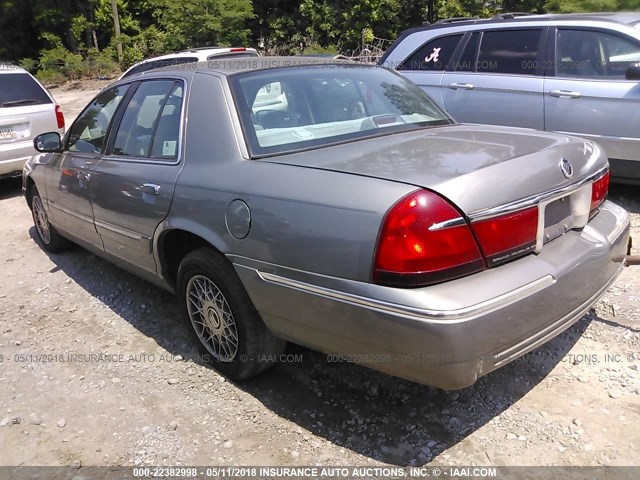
[264,124,606,215]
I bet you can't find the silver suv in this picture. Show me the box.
[0,64,65,179]
[380,12,640,184]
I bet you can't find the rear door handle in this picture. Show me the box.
[138,183,161,195]
[448,82,474,90]
[549,90,581,98]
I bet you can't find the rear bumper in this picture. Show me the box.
[233,200,630,389]
[0,140,35,177]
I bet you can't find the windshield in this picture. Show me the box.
[230,65,453,157]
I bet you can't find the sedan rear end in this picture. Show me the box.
[226,62,630,388]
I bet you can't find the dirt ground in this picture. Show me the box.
[0,81,639,468]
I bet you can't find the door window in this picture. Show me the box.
[399,34,464,71]
[477,29,542,75]
[112,80,183,160]
[453,32,480,71]
[556,29,640,78]
[67,85,129,154]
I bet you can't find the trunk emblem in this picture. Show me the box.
[560,158,574,178]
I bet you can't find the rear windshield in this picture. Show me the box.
[230,65,452,157]
[0,72,51,107]
[122,57,199,78]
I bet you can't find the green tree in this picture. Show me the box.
[545,0,618,11]
[152,0,254,49]
[545,0,640,11]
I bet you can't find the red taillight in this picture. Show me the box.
[590,170,609,212]
[230,48,247,52]
[55,104,65,130]
[374,190,485,287]
[471,207,538,267]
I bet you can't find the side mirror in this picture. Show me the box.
[34,132,62,152]
[625,63,640,81]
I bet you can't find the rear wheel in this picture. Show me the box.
[29,185,72,253]
[177,248,285,380]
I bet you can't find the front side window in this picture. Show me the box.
[477,29,542,75]
[67,85,129,154]
[231,66,452,157]
[556,29,640,78]
[112,80,183,160]
[398,34,464,71]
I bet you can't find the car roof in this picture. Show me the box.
[0,63,27,74]
[119,47,260,79]
[138,56,362,78]
[419,11,640,30]
[141,47,258,62]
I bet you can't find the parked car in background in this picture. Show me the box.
[380,12,640,184]
[120,47,259,79]
[0,64,65,179]
[24,58,629,389]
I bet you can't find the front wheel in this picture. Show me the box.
[29,185,72,253]
[177,248,285,380]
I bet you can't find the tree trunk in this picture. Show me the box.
[111,0,123,64]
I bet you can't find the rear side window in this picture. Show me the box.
[122,57,198,78]
[556,29,640,78]
[0,73,51,107]
[112,80,183,160]
[477,29,542,75]
[399,34,464,71]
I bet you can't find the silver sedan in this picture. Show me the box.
[23,58,630,389]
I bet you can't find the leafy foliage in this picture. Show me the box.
[0,0,637,82]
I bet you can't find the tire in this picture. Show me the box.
[177,247,285,381]
[29,185,72,253]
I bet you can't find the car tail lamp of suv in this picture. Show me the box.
[373,190,485,287]
[55,104,65,130]
[590,170,610,213]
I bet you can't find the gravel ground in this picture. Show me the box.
[0,81,639,467]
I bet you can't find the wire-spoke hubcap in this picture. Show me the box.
[186,275,239,362]
[32,196,51,245]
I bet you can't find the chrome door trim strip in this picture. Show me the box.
[47,202,94,225]
[553,130,640,143]
[94,219,148,241]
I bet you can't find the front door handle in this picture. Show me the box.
[138,183,161,195]
[549,90,581,98]
[448,82,474,90]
